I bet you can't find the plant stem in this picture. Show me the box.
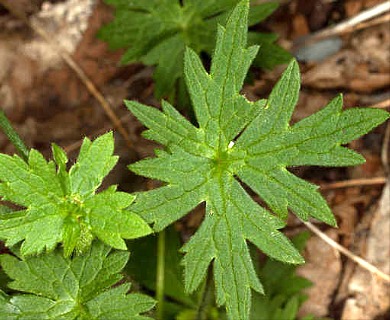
[196,265,214,320]
[156,230,166,320]
[0,110,29,161]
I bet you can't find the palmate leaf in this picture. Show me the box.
[0,132,151,256]
[0,241,155,319]
[99,0,290,100]
[125,1,390,319]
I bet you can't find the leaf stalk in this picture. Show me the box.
[196,265,214,320]
[0,110,29,161]
[156,229,166,319]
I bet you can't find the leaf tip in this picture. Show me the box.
[288,58,300,74]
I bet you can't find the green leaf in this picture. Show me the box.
[248,32,292,69]
[248,2,279,26]
[250,232,312,320]
[125,227,197,309]
[0,241,155,319]
[0,205,13,216]
[69,133,118,197]
[0,132,152,256]
[126,1,390,319]
[99,0,288,101]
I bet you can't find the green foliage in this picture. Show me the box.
[125,1,390,319]
[125,227,199,320]
[0,111,29,161]
[99,0,291,102]
[0,241,155,319]
[0,132,151,256]
[125,229,314,320]
[125,227,197,309]
[250,232,312,320]
[0,1,388,319]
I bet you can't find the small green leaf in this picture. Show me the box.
[251,39,292,69]
[250,232,312,320]
[125,227,197,309]
[248,2,279,26]
[126,1,390,319]
[69,133,118,197]
[0,241,155,319]
[0,132,152,256]
[52,143,70,194]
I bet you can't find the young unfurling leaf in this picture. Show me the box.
[125,1,390,319]
[0,132,151,256]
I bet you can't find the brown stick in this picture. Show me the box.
[294,2,390,47]
[369,98,390,110]
[302,220,390,282]
[320,177,388,190]
[64,114,132,153]
[382,122,390,175]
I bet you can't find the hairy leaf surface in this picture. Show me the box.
[126,1,390,319]
[0,241,155,319]
[0,132,151,256]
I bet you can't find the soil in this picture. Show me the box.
[0,1,389,319]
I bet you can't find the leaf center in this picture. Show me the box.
[212,149,236,175]
[61,195,85,220]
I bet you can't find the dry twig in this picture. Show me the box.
[355,12,390,31]
[302,220,390,282]
[382,121,390,175]
[294,1,390,47]
[370,98,390,110]
[320,177,387,190]
[63,114,132,153]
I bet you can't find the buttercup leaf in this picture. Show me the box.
[0,241,155,319]
[99,0,290,100]
[0,132,152,256]
[125,1,389,319]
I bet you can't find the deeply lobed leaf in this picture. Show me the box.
[126,1,389,319]
[0,241,155,319]
[0,132,151,256]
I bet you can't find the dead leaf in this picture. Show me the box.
[341,183,390,319]
[297,229,342,317]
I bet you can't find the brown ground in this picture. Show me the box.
[0,0,389,319]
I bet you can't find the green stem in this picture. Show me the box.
[196,265,214,320]
[156,230,166,320]
[0,110,29,161]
